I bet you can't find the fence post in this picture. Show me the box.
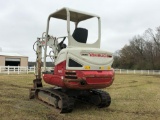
[18,66,19,74]
[27,66,28,74]
[8,66,9,75]
[127,70,128,74]
[153,70,154,75]
[134,70,135,74]
[14,66,15,73]
[141,70,143,74]
[148,70,149,75]
[34,66,35,74]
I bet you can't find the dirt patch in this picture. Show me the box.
[129,80,138,83]
[106,108,160,116]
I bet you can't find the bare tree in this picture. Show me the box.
[145,28,160,52]
[113,26,160,70]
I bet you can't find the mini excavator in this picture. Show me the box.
[29,7,114,113]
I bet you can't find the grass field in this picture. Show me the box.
[0,74,160,120]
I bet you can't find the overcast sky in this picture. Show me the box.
[0,0,160,61]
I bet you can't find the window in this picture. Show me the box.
[68,59,82,67]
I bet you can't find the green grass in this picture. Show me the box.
[0,74,160,120]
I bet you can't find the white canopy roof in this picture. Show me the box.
[49,7,100,22]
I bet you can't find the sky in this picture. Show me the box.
[0,0,160,61]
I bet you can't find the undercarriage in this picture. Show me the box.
[29,86,111,113]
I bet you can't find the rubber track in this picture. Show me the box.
[91,89,111,108]
[35,88,75,113]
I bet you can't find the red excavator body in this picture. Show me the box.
[43,61,114,89]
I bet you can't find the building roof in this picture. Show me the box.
[0,52,28,57]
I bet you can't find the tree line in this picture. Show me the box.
[113,26,160,70]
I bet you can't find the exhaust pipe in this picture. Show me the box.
[80,81,86,85]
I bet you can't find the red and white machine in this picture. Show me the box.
[30,7,114,113]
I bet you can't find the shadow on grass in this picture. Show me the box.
[72,101,160,117]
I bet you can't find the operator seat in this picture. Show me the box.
[72,28,88,43]
[69,28,88,67]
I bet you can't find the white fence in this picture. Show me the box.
[114,69,160,75]
[0,66,53,75]
[0,66,35,74]
[0,66,160,75]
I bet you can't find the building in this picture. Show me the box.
[0,52,28,66]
